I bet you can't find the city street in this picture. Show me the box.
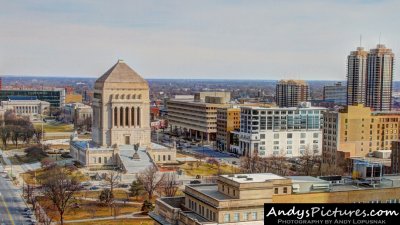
[0,171,26,225]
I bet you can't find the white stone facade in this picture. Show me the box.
[92,60,151,147]
[1,98,50,119]
[239,104,326,157]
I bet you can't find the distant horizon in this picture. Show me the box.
[1,74,350,82]
[1,1,400,80]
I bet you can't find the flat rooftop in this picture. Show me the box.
[188,184,232,201]
[287,176,327,183]
[221,173,286,183]
[290,175,400,193]
[241,106,326,110]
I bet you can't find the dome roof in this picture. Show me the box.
[95,60,148,89]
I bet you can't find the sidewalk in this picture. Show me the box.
[75,196,143,205]
[64,211,149,223]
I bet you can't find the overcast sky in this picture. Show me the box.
[0,0,399,80]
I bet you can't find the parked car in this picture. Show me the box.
[190,180,201,184]
[89,186,99,190]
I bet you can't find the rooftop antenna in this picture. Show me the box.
[359,34,362,47]
[379,32,381,45]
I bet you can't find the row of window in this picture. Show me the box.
[110,94,142,100]
[224,211,261,222]
[188,199,216,221]
[153,155,172,161]
[92,156,112,164]
[272,133,319,139]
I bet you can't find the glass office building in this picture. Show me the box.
[0,89,65,108]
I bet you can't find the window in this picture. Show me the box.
[301,133,306,138]
[287,133,292,139]
[252,212,258,220]
[283,187,288,193]
[234,213,239,222]
[274,134,279,139]
[274,141,279,145]
[260,134,265,139]
[224,214,230,222]
[243,212,250,221]
[313,133,319,138]
[274,188,278,194]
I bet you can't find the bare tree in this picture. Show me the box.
[11,126,22,148]
[162,173,179,197]
[37,166,82,225]
[136,165,166,200]
[0,125,11,148]
[33,127,45,144]
[104,171,120,194]
[23,184,35,206]
[298,146,322,176]
[101,170,120,207]
[320,162,344,176]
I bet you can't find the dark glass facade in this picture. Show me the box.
[0,90,64,107]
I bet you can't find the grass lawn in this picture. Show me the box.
[37,198,141,221]
[21,168,89,185]
[0,143,38,151]
[180,161,238,177]
[68,219,153,225]
[75,190,131,200]
[8,154,41,164]
[75,190,152,203]
[34,122,74,133]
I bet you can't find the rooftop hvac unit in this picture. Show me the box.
[237,175,248,179]
[292,184,300,193]
[312,183,330,190]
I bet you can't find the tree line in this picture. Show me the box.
[0,111,44,148]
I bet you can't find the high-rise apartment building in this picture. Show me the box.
[365,44,395,111]
[322,104,400,165]
[239,103,325,157]
[276,80,309,107]
[216,106,240,152]
[347,47,368,105]
[391,141,400,174]
[323,82,347,105]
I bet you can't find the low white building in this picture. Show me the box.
[239,102,326,157]
[1,96,50,119]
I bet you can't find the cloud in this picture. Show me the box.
[0,0,399,80]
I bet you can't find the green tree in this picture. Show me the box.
[129,180,145,199]
[141,200,154,214]
[99,188,114,206]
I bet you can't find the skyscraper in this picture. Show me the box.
[365,44,394,111]
[346,47,368,105]
[276,80,309,107]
